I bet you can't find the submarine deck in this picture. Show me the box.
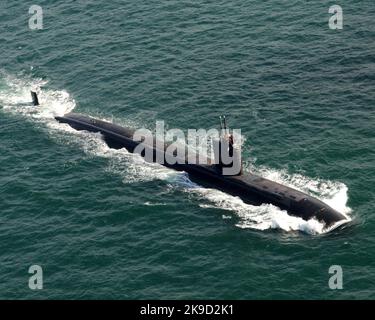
[54,112,348,225]
[57,112,308,203]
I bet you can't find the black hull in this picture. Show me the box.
[55,113,347,228]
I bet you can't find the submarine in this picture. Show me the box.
[30,92,348,229]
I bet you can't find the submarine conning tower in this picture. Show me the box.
[213,115,243,176]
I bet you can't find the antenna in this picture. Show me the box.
[223,116,228,135]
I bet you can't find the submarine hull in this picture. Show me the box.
[55,113,348,228]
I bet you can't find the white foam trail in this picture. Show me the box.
[170,175,326,234]
[0,73,177,184]
[253,166,352,217]
[0,73,352,235]
[192,166,351,234]
[51,125,178,184]
[0,73,75,118]
[170,170,351,235]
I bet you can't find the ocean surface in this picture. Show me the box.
[0,1,374,299]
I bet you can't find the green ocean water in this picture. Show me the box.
[0,0,374,299]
